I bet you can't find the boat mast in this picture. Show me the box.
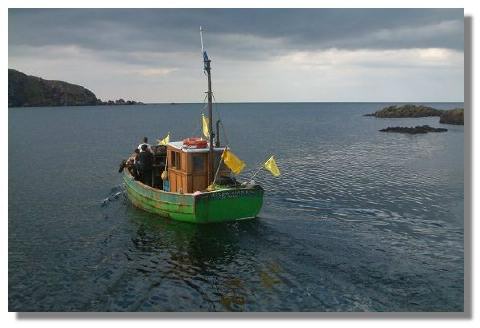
[200,26,215,185]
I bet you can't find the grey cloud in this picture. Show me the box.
[8,9,464,102]
[9,9,464,59]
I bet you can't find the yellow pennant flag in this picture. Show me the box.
[221,149,245,175]
[157,133,170,145]
[202,114,209,139]
[264,155,280,177]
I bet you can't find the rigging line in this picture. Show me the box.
[211,92,222,144]
[201,94,208,118]
[191,93,208,137]
[246,152,275,181]
[201,94,208,112]
[190,124,201,138]
[200,91,207,111]
[248,155,272,181]
[212,152,224,185]
[190,107,202,137]
[212,93,223,141]
[220,121,230,148]
[212,93,231,147]
[248,165,264,182]
[212,93,220,119]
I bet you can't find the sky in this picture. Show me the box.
[8,8,464,103]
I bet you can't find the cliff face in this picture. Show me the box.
[8,69,99,107]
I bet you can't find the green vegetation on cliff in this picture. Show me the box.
[366,104,444,118]
[8,69,144,107]
[439,108,464,125]
[8,69,99,107]
[365,104,464,126]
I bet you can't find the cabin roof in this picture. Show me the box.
[168,141,226,153]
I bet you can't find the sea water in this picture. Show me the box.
[8,102,464,311]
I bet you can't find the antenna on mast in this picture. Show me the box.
[200,26,205,54]
[200,26,209,68]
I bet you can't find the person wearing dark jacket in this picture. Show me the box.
[131,149,141,180]
[138,137,152,152]
[139,144,154,186]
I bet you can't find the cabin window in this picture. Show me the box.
[170,151,181,170]
[170,151,176,168]
[192,155,205,172]
[175,152,182,170]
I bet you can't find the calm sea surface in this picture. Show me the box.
[9,103,464,311]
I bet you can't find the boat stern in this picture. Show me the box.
[193,185,264,223]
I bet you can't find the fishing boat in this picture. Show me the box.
[121,29,279,224]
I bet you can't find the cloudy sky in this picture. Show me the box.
[9,9,464,103]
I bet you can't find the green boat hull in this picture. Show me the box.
[123,170,264,223]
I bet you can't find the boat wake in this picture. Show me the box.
[101,185,126,207]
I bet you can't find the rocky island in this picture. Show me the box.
[439,108,464,125]
[380,125,448,134]
[365,104,464,125]
[365,104,443,118]
[8,69,143,107]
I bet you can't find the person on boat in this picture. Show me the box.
[138,137,152,152]
[139,144,154,186]
[126,148,141,180]
[127,148,140,164]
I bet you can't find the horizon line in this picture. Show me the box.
[145,101,465,104]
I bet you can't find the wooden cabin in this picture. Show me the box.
[165,141,228,193]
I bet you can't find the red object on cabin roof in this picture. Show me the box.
[183,137,208,149]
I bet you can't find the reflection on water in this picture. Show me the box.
[9,103,464,311]
[125,209,285,311]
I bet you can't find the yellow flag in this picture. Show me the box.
[264,155,280,177]
[202,114,209,139]
[157,133,170,145]
[221,149,245,175]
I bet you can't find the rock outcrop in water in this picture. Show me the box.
[439,108,464,125]
[99,99,144,106]
[379,125,448,134]
[8,69,144,107]
[365,104,465,127]
[365,104,444,118]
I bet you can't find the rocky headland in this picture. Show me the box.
[8,69,143,107]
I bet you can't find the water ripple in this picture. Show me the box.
[9,103,464,311]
